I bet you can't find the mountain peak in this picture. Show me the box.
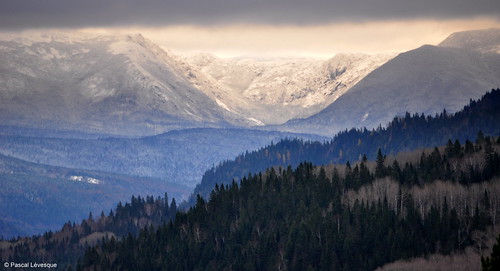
[438,28,500,54]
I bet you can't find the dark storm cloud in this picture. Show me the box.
[1,0,499,29]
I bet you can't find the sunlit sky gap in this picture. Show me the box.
[77,18,500,58]
[1,0,499,58]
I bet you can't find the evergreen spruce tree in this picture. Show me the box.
[445,139,454,158]
[453,139,463,158]
[375,148,386,178]
[465,139,475,154]
[482,235,500,271]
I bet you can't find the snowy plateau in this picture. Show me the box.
[0,30,393,136]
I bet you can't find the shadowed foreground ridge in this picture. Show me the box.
[77,134,500,270]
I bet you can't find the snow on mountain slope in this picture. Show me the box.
[439,28,500,54]
[0,30,393,133]
[281,29,500,136]
[0,31,253,136]
[185,53,395,124]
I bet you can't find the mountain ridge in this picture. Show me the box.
[438,28,500,54]
[0,32,254,136]
[279,29,500,135]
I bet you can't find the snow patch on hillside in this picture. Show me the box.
[69,176,101,184]
[215,99,232,112]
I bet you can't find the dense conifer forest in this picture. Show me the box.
[0,194,178,267]
[74,135,500,270]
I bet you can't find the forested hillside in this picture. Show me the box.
[194,88,500,200]
[0,128,323,188]
[76,137,500,270]
[0,194,178,267]
[0,154,187,238]
[2,93,499,270]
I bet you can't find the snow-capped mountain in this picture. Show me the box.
[2,29,496,137]
[186,53,394,124]
[0,31,394,135]
[0,31,255,136]
[280,29,500,136]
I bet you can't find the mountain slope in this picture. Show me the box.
[0,153,188,238]
[439,28,500,54]
[0,128,324,238]
[0,32,253,136]
[187,53,394,124]
[0,128,325,188]
[281,29,500,136]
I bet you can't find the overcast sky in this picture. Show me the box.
[1,0,499,57]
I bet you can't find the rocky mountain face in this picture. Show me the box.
[280,29,500,136]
